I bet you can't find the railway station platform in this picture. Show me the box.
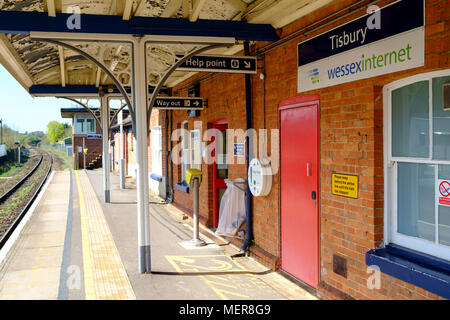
[0,168,316,300]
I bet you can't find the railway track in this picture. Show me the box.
[0,148,53,249]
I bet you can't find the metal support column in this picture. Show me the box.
[101,95,111,203]
[119,109,126,189]
[132,38,151,273]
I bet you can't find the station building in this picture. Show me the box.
[118,0,448,300]
[61,107,128,170]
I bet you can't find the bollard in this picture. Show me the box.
[190,176,205,246]
[182,169,206,248]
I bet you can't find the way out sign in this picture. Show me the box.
[438,180,450,207]
[153,97,203,110]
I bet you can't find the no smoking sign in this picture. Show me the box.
[438,180,450,207]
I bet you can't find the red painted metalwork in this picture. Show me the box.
[212,121,228,228]
[279,95,320,288]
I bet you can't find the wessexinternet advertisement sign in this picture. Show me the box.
[297,0,425,93]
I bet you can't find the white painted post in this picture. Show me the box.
[119,109,125,189]
[101,95,111,203]
[132,38,151,273]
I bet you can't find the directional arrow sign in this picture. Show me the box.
[177,54,257,74]
[153,97,204,110]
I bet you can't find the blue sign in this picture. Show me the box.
[233,143,245,157]
[297,0,424,67]
[87,134,102,139]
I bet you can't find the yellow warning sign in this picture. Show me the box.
[332,173,358,199]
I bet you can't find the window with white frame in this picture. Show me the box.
[75,116,96,134]
[385,69,450,261]
[181,121,189,182]
[151,126,162,176]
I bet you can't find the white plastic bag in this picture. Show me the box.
[215,179,246,238]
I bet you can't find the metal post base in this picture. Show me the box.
[181,238,206,248]
[105,190,110,203]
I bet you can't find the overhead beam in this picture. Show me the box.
[95,67,102,87]
[161,0,183,18]
[0,34,34,91]
[29,84,169,97]
[0,10,279,41]
[226,0,247,11]
[58,46,66,86]
[181,0,190,18]
[123,0,133,20]
[46,0,56,17]
[134,0,146,17]
[190,0,207,22]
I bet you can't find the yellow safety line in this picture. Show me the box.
[75,170,97,300]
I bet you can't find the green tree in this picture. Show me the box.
[46,121,66,144]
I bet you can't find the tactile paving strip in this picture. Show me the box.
[75,170,135,300]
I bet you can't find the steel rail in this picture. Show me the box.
[0,150,53,249]
[0,154,43,204]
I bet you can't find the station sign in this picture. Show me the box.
[87,134,102,139]
[177,55,257,74]
[297,0,424,92]
[153,97,203,110]
[332,173,358,199]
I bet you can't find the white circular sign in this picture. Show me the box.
[248,158,272,197]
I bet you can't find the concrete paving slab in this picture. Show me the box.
[0,267,61,300]
[0,171,70,300]
[85,169,317,300]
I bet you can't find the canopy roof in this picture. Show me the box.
[0,0,332,96]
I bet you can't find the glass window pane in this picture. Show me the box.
[86,119,95,133]
[432,76,450,160]
[438,165,450,180]
[397,163,435,242]
[438,206,450,247]
[392,81,429,158]
[76,119,84,133]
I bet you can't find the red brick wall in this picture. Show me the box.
[170,0,449,300]
[72,135,102,169]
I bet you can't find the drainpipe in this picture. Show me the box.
[241,41,253,252]
[165,109,174,203]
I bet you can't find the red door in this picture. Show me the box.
[280,95,319,288]
[212,120,228,228]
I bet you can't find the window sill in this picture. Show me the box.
[175,181,189,193]
[365,244,450,299]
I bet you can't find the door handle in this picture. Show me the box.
[307,162,310,176]
[312,191,317,200]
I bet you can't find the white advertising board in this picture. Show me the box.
[298,27,424,93]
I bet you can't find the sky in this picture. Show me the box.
[0,64,76,133]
